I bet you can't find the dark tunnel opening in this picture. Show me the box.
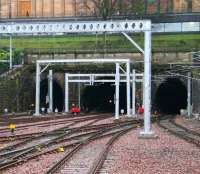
[40,79,64,112]
[81,83,127,113]
[155,78,187,114]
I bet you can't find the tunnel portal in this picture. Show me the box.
[155,78,187,114]
[40,79,64,112]
[81,83,127,113]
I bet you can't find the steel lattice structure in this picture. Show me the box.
[0,20,150,34]
[0,21,199,35]
[0,20,154,137]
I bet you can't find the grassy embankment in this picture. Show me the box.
[0,33,199,54]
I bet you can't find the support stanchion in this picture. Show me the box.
[126,62,131,116]
[35,63,41,116]
[115,63,120,120]
[132,69,136,116]
[187,72,192,118]
[65,73,69,113]
[9,35,12,69]
[48,70,53,113]
[139,30,157,138]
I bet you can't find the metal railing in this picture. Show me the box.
[193,51,200,62]
[0,1,200,20]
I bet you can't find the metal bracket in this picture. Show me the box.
[119,64,126,74]
[40,63,50,74]
[122,32,144,54]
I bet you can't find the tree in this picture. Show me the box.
[91,0,117,19]
[130,0,146,15]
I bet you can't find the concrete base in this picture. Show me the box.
[138,131,159,139]
[122,117,135,121]
[33,113,41,116]
[114,119,120,123]
[125,115,138,119]
[132,114,138,118]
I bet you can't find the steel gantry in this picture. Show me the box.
[0,20,153,136]
[1,21,200,70]
[62,72,143,119]
[35,59,132,118]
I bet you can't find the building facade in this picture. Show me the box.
[0,0,199,19]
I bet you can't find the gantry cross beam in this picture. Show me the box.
[63,72,143,117]
[0,20,150,34]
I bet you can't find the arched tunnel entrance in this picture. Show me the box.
[155,78,187,114]
[81,83,127,113]
[40,79,64,112]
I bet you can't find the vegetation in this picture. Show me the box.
[0,34,199,54]
[0,50,9,60]
[0,49,24,73]
[92,0,117,19]
[91,0,176,18]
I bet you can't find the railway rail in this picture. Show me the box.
[0,114,112,142]
[45,124,137,174]
[0,112,100,126]
[1,114,198,174]
[0,114,111,150]
[88,127,133,174]
[158,117,200,147]
[0,113,164,173]
[0,114,140,172]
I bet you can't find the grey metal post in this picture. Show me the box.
[132,69,136,116]
[9,35,12,69]
[35,62,41,115]
[187,72,192,118]
[126,62,131,116]
[115,63,120,119]
[48,70,53,112]
[78,75,81,108]
[65,73,69,113]
[140,30,154,136]
[142,76,145,106]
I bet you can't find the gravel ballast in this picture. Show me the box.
[175,116,200,133]
[101,124,200,174]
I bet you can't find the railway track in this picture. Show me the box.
[173,117,200,134]
[158,117,200,147]
[0,114,112,153]
[88,127,133,174]
[45,124,137,174]
[0,114,69,126]
[0,114,140,172]
[0,114,112,142]
[0,112,101,126]
[0,114,162,173]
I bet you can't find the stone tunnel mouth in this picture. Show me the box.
[40,79,64,112]
[81,82,127,113]
[154,78,187,115]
